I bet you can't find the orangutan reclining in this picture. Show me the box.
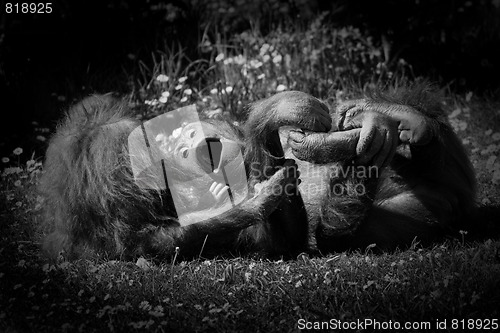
[39,82,475,260]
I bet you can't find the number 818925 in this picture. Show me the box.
[5,3,52,14]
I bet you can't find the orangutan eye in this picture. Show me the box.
[180,147,189,158]
[186,129,196,138]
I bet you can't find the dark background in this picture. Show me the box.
[1,0,499,159]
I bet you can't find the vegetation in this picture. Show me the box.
[128,15,408,121]
[1,3,500,332]
[1,239,499,331]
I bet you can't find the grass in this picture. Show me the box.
[1,237,499,331]
[1,21,500,332]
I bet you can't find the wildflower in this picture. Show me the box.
[225,86,233,93]
[156,74,169,82]
[184,89,192,95]
[180,96,188,103]
[284,54,291,66]
[172,127,182,139]
[465,92,473,102]
[175,84,183,90]
[257,73,265,80]
[223,58,234,65]
[276,84,287,92]
[159,96,168,104]
[2,157,9,163]
[262,54,270,63]
[250,59,263,68]
[338,28,349,39]
[13,147,23,155]
[14,180,22,187]
[259,43,270,56]
[200,40,212,52]
[139,301,152,311]
[155,133,167,143]
[178,76,188,83]
[234,55,246,65]
[36,135,46,142]
[2,167,22,175]
[273,54,282,64]
[210,88,218,95]
[145,99,159,106]
[161,91,170,98]
[215,53,225,62]
[149,305,165,317]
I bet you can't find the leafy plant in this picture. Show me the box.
[130,15,412,120]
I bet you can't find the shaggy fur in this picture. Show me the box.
[39,84,476,260]
[286,82,476,252]
[40,94,308,260]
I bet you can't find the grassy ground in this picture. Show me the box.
[1,93,499,333]
[1,21,500,332]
